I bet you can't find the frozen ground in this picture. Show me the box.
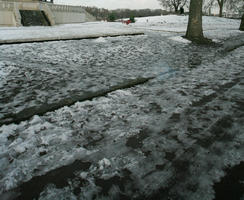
[0,15,244,200]
[0,15,241,44]
[0,22,143,44]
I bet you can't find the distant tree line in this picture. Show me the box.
[84,7,168,21]
[157,0,243,18]
[41,0,53,3]
[203,0,243,18]
[158,0,189,13]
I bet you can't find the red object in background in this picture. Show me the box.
[126,20,131,25]
[122,20,131,25]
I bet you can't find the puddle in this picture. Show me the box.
[12,160,91,200]
[214,162,244,200]
[126,129,149,149]
[94,169,132,197]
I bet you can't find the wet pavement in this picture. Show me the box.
[0,29,244,200]
[0,32,224,125]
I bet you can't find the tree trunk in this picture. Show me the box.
[240,14,244,31]
[217,0,224,17]
[219,4,223,17]
[173,5,178,13]
[185,0,204,42]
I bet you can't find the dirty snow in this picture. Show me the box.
[0,15,244,200]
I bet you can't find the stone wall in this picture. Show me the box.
[48,4,95,24]
[0,1,17,26]
[0,1,95,26]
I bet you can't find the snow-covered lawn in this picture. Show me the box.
[0,15,244,200]
[132,15,241,40]
[0,22,143,44]
[0,15,241,44]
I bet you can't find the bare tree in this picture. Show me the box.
[226,0,243,17]
[240,14,244,31]
[203,0,215,15]
[215,0,243,17]
[225,0,244,31]
[216,0,226,17]
[206,0,228,17]
[158,0,188,12]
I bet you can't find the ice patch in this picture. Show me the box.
[0,62,17,87]
[203,89,216,96]
[58,131,73,142]
[94,37,107,43]
[14,145,26,154]
[39,185,77,200]
[80,172,88,179]
[169,36,191,44]
[29,115,43,125]
[212,39,221,43]
[9,138,23,148]
[0,124,18,136]
[0,62,8,78]
[109,89,132,98]
[99,158,111,170]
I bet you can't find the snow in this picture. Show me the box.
[0,15,241,44]
[169,35,191,43]
[98,158,111,170]
[0,15,244,200]
[0,62,17,87]
[93,37,107,43]
[132,15,241,38]
[0,22,143,44]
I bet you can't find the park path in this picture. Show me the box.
[0,30,244,200]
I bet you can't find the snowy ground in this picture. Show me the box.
[0,15,241,44]
[132,15,241,39]
[0,15,244,200]
[0,22,143,44]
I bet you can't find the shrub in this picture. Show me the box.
[129,16,135,23]
[108,13,116,22]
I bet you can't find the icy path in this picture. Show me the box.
[0,33,167,125]
[2,29,243,126]
[0,15,244,200]
[0,45,243,200]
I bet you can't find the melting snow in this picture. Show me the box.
[0,15,243,200]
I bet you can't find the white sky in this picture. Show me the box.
[54,0,162,10]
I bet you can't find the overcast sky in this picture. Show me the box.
[54,0,161,10]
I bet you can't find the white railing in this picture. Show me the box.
[48,4,86,13]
